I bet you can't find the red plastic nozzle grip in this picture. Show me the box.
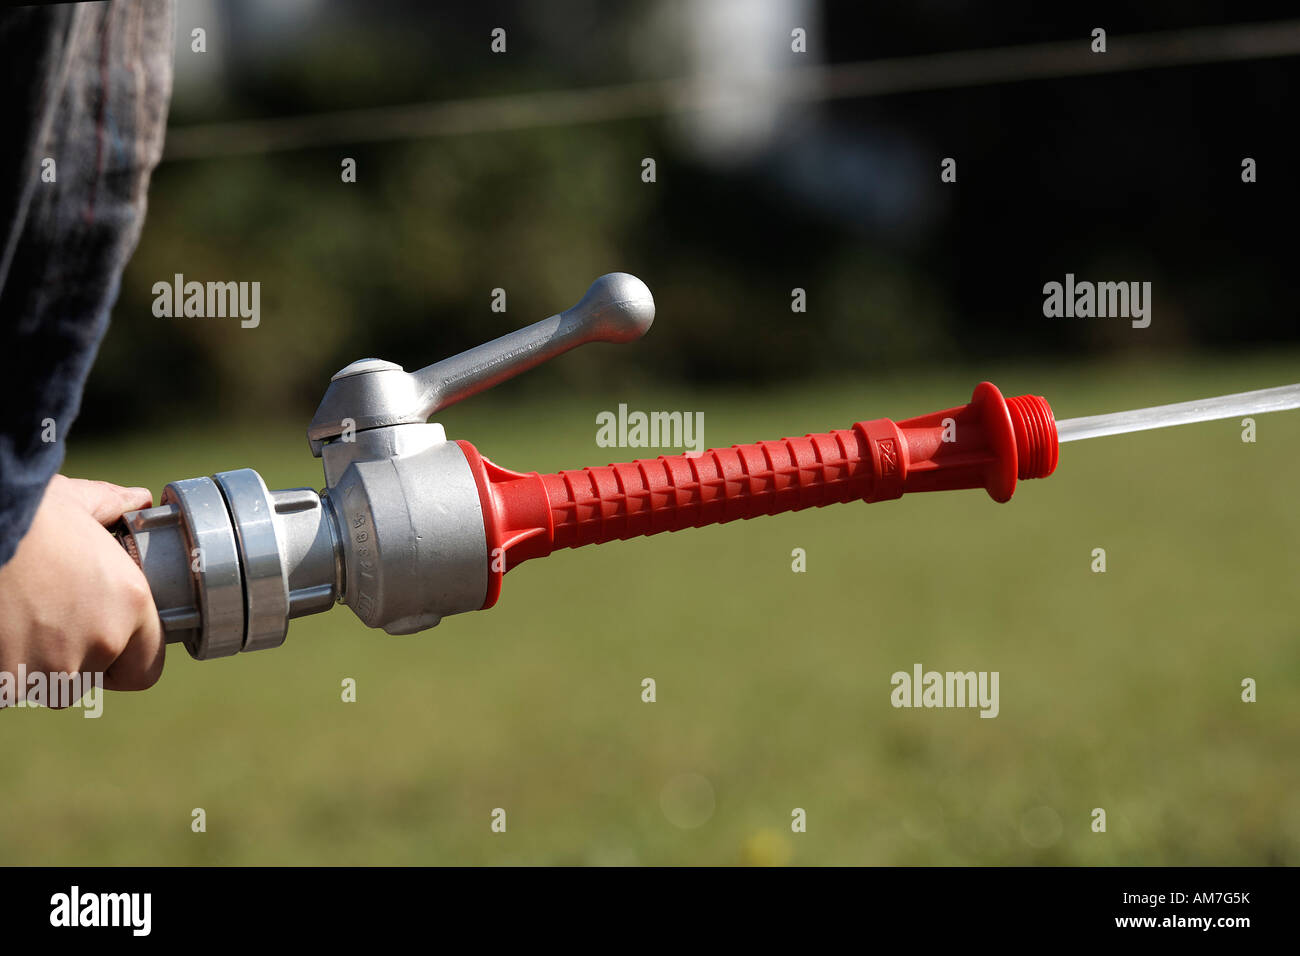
[457,382,1057,609]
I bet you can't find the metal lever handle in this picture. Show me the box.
[413,272,654,417]
[308,273,654,454]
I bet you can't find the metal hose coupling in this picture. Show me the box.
[114,471,342,659]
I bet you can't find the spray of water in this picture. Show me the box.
[1054,383,1300,444]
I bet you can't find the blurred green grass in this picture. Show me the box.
[3,352,1298,865]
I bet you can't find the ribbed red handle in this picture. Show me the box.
[457,382,1057,609]
[541,428,875,550]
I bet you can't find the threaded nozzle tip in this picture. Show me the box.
[1006,395,1059,480]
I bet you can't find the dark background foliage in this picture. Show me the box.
[85,0,1298,433]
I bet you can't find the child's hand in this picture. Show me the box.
[0,475,165,694]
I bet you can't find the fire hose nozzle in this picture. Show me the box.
[115,270,1060,661]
